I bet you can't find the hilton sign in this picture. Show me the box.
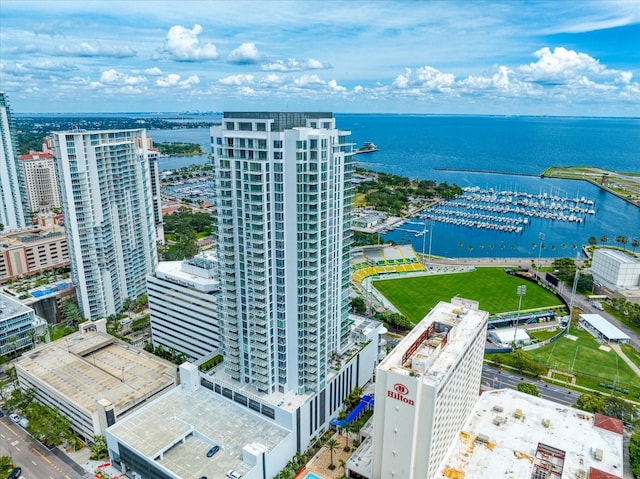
[387,383,415,406]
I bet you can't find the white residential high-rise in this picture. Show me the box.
[348,297,488,479]
[51,129,158,320]
[19,152,61,212]
[0,91,27,231]
[211,112,353,395]
[147,252,221,361]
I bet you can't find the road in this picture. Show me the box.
[482,364,578,406]
[0,417,87,479]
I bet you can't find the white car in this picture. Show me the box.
[9,413,20,422]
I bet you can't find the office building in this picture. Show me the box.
[210,112,354,396]
[0,92,27,231]
[14,319,177,442]
[51,129,159,319]
[147,252,221,361]
[348,297,488,479]
[591,248,640,290]
[19,151,61,212]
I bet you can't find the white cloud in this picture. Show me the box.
[57,41,136,58]
[156,73,200,88]
[392,66,455,91]
[100,69,146,86]
[262,58,331,72]
[327,79,346,92]
[293,74,324,87]
[519,47,629,84]
[260,73,284,85]
[239,86,256,95]
[164,24,218,61]
[219,74,254,85]
[145,67,162,76]
[25,60,79,72]
[227,42,260,64]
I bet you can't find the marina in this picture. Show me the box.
[416,186,597,233]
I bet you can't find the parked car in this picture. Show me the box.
[206,445,220,457]
[9,414,19,422]
[7,466,21,479]
[226,471,242,479]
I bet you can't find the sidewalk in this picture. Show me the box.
[609,343,640,377]
[65,447,126,478]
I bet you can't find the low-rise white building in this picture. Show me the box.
[147,253,221,361]
[488,327,532,348]
[441,389,624,479]
[591,248,640,290]
[579,313,630,344]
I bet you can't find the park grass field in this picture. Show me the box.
[372,267,563,322]
[527,327,639,393]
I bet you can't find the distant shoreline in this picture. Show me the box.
[434,168,538,177]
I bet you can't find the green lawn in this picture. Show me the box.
[373,267,563,322]
[527,327,640,393]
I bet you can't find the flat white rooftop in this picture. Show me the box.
[579,314,630,341]
[0,291,32,320]
[108,385,291,479]
[596,249,640,264]
[378,298,487,385]
[16,331,176,415]
[441,389,624,479]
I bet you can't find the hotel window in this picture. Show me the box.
[256,122,266,131]
[225,122,235,130]
[273,140,283,149]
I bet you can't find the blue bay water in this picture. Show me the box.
[152,115,640,259]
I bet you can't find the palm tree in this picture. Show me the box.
[458,241,463,250]
[632,238,640,253]
[339,458,347,475]
[561,243,566,250]
[600,235,608,245]
[326,438,339,469]
[588,236,597,246]
[620,236,628,250]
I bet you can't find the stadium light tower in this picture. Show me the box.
[513,285,527,350]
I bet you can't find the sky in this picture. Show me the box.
[1,0,639,116]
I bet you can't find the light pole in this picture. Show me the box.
[513,285,526,350]
[537,232,545,271]
[422,217,427,265]
[428,218,434,268]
